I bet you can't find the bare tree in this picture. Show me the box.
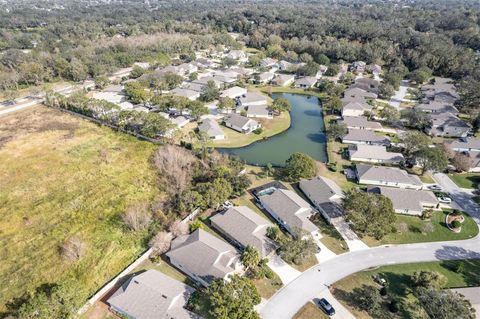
[397,222,409,233]
[153,145,197,195]
[149,231,173,257]
[122,203,152,231]
[60,236,86,261]
[169,220,189,238]
[452,153,472,172]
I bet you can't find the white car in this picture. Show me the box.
[428,184,443,191]
[439,197,452,204]
[222,200,234,209]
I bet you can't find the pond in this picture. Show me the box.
[219,93,327,166]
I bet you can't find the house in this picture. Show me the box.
[342,101,373,117]
[239,91,269,107]
[171,115,190,128]
[339,116,383,131]
[166,229,243,287]
[260,57,278,68]
[342,129,390,146]
[195,57,217,69]
[224,114,261,133]
[259,188,319,237]
[193,76,223,88]
[294,76,317,88]
[107,270,198,319]
[350,78,380,94]
[367,186,439,216]
[343,87,378,102]
[369,64,382,76]
[230,67,254,77]
[171,88,200,101]
[184,82,207,92]
[349,144,405,165]
[272,74,295,87]
[177,63,198,75]
[255,72,275,84]
[299,176,345,222]
[247,104,272,119]
[92,85,126,104]
[426,112,470,138]
[466,151,480,173]
[278,60,293,71]
[355,164,423,190]
[198,118,225,140]
[447,138,480,152]
[221,86,248,99]
[352,61,366,73]
[227,50,247,62]
[421,77,459,104]
[416,101,459,114]
[210,206,276,258]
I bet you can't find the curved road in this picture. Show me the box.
[261,176,480,319]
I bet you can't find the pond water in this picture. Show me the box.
[219,93,327,166]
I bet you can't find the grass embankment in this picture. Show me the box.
[362,210,478,247]
[210,111,291,148]
[0,106,162,311]
[448,173,480,189]
[293,302,330,319]
[332,260,480,319]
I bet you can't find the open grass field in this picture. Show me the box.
[448,173,480,189]
[0,106,162,312]
[332,259,480,319]
[362,210,478,247]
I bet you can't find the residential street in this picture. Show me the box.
[260,237,480,319]
[388,79,410,109]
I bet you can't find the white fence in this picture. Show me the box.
[77,247,153,315]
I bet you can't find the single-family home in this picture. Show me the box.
[210,206,276,258]
[416,101,459,115]
[339,116,383,131]
[369,64,382,76]
[352,61,366,73]
[466,151,480,172]
[348,144,405,165]
[350,78,380,94]
[198,118,225,140]
[107,269,198,319]
[195,57,217,69]
[448,138,480,152]
[342,129,390,146]
[255,72,275,84]
[272,74,295,87]
[299,176,345,222]
[171,115,190,128]
[230,67,254,77]
[367,186,439,216]
[260,57,278,68]
[193,76,223,89]
[166,229,243,287]
[227,50,247,62]
[92,84,126,104]
[278,60,293,71]
[425,112,471,138]
[239,91,269,107]
[171,88,200,101]
[259,188,319,237]
[224,114,261,133]
[355,164,423,189]
[342,87,378,102]
[184,82,207,92]
[342,101,373,117]
[247,104,273,119]
[221,86,248,99]
[421,77,459,104]
[294,76,317,88]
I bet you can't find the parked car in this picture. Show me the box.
[439,197,452,204]
[428,184,443,191]
[317,298,335,316]
[222,200,233,209]
[316,245,322,253]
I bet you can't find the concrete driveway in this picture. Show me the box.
[315,289,356,319]
[330,218,369,252]
[267,253,301,285]
[389,80,410,109]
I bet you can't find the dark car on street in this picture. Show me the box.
[317,298,335,316]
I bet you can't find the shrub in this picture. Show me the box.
[455,262,465,273]
[380,286,387,296]
[451,220,462,229]
[451,209,460,216]
[389,299,399,313]
[253,127,263,135]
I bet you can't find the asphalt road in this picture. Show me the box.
[261,174,480,319]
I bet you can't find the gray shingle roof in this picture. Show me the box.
[199,118,224,138]
[107,270,197,319]
[416,101,459,114]
[210,206,276,257]
[368,186,438,213]
[340,116,383,130]
[247,104,271,117]
[342,129,390,144]
[295,76,317,87]
[259,189,317,233]
[240,91,268,105]
[356,164,423,187]
[349,144,404,162]
[299,176,343,206]
[448,138,480,151]
[166,229,240,284]
[225,113,256,128]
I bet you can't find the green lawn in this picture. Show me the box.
[310,214,349,254]
[362,210,478,247]
[332,260,480,319]
[209,111,291,148]
[252,269,283,299]
[448,173,480,189]
[0,106,162,311]
[293,302,330,319]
